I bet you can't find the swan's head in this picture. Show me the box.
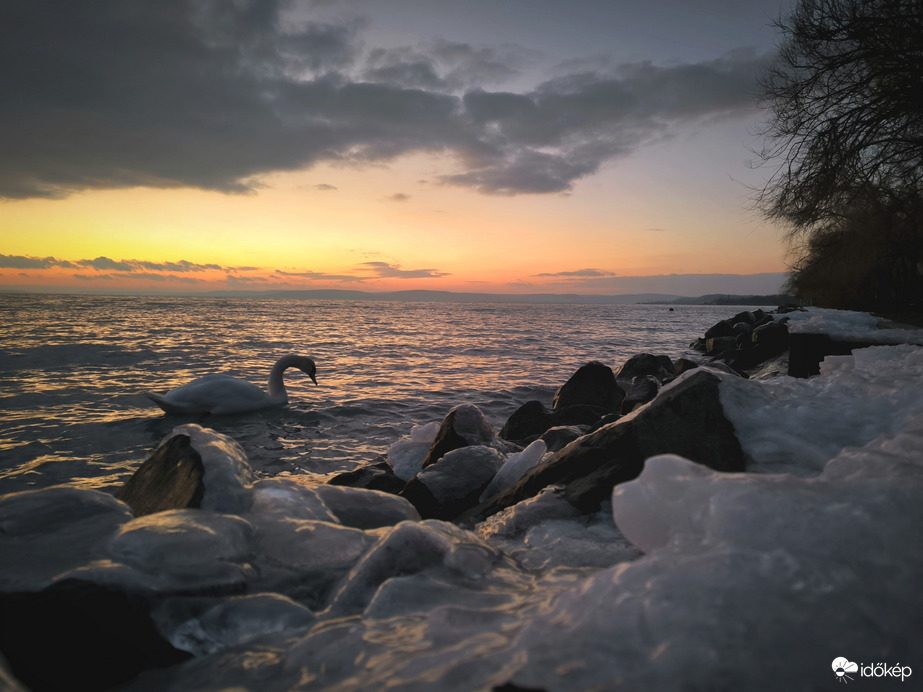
[296,356,318,385]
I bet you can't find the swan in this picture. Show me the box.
[145,355,317,415]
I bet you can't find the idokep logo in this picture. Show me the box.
[832,657,913,684]
[832,658,858,683]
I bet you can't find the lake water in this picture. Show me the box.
[0,293,740,495]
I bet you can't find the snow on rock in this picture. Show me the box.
[783,306,923,344]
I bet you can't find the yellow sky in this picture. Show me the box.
[0,137,786,295]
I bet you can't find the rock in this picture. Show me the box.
[704,319,734,339]
[540,425,588,452]
[620,375,660,414]
[462,369,746,520]
[402,446,504,520]
[0,578,191,692]
[314,485,420,529]
[705,336,737,356]
[552,361,624,413]
[777,303,806,314]
[116,434,205,516]
[615,353,674,385]
[673,358,700,377]
[751,320,790,358]
[328,459,406,494]
[422,404,494,469]
[551,404,611,427]
[499,400,555,442]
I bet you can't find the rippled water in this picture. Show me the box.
[0,293,745,495]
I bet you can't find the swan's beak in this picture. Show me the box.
[309,372,318,385]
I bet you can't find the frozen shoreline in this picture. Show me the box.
[1,307,921,691]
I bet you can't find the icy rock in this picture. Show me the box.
[479,439,547,503]
[248,478,338,522]
[117,433,205,516]
[325,519,509,616]
[249,518,376,608]
[0,486,133,592]
[173,424,254,514]
[402,445,504,519]
[314,484,420,529]
[163,593,317,656]
[422,403,495,468]
[466,369,745,521]
[108,509,255,592]
[553,361,624,413]
[387,438,430,481]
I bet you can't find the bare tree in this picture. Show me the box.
[757,0,923,231]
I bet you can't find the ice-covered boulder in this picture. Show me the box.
[402,445,504,519]
[463,369,745,520]
[479,439,547,503]
[386,421,440,481]
[422,404,495,469]
[314,484,420,529]
[157,593,317,656]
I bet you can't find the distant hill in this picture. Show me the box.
[203,289,688,304]
[652,294,800,306]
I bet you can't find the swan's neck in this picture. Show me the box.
[268,355,302,398]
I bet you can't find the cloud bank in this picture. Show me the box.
[0,0,765,200]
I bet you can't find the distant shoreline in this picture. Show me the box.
[0,288,794,306]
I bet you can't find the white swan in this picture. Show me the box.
[145,355,317,415]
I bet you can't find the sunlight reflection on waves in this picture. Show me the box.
[0,294,745,494]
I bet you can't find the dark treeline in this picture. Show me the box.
[757,0,923,312]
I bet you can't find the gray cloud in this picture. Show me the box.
[0,254,77,269]
[359,262,449,279]
[0,1,765,199]
[313,183,338,191]
[1,253,229,275]
[385,193,411,202]
[275,269,367,282]
[535,268,617,278]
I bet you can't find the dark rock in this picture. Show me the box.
[673,358,700,376]
[116,434,204,516]
[777,303,806,314]
[703,361,746,378]
[552,404,610,427]
[0,579,191,692]
[552,361,624,414]
[751,320,790,357]
[462,369,746,520]
[704,319,734,339]
[540,425,589,452]
[401,446,504,520]
[690,337,708,352]
[499,400,555,441]
[787,333,878,378]
[705,336,737,356]
[615,353,674,385]
[620,375,660,414]
[422,404,494,469]
[327,459,406,495]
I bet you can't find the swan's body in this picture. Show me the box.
[146,355,317,415]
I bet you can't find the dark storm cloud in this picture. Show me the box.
[0,1,766,199]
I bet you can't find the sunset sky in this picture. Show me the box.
[0,0,793,296]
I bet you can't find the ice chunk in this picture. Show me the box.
[479,438,547,503]
[166,594,316,656]
[0,486,132,591]
[410,421,440,444]
[314,484,420,529]
[108,509,255,591]
[387,438,430,481]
